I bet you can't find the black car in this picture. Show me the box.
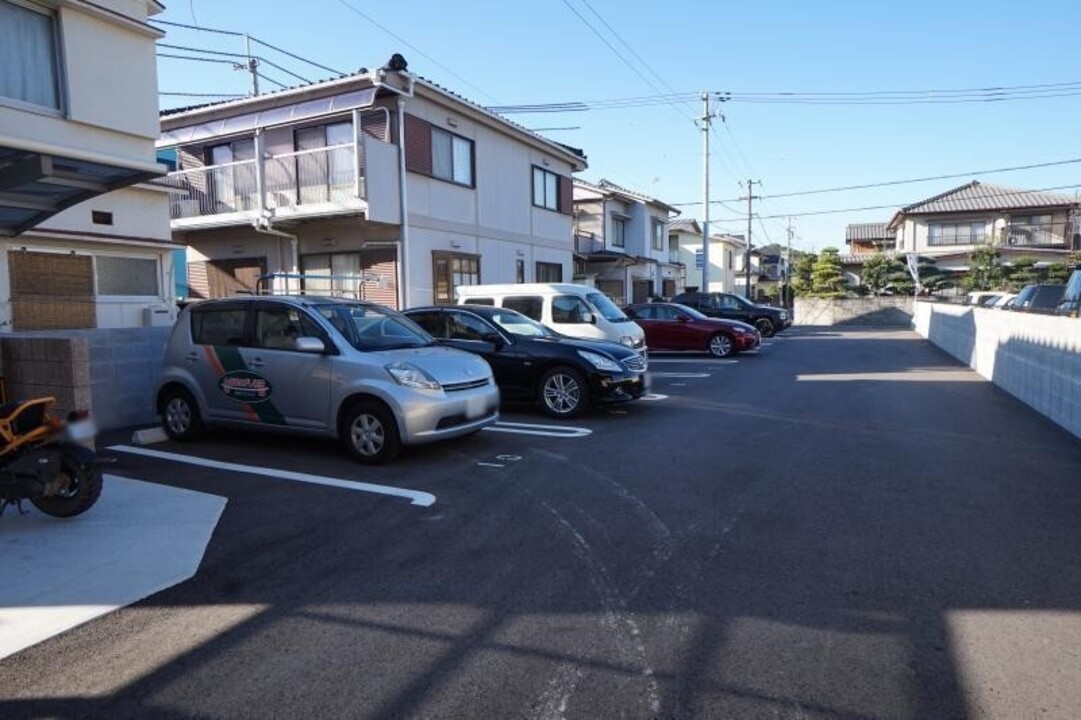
[1055,268,1081,317]
[404,305,649,419]
[1011,284,1065,314]
[670,291,790,337]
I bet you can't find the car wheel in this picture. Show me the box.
[161,387,203,441]
[755,318,775,338]
[342,400,400,465]
[707,333,735,358]
[539,366,588,419]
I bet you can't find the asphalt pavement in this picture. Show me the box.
[2,327,1081,719]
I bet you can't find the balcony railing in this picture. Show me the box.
[1004,222,1069,247]
[161,143,364,222]
[575,232,605,255]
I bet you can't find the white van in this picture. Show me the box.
[456,283,646,352]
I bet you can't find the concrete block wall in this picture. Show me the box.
[914,302,1081,439]
[794,297,914,326]
[0,336,92,419]
[0,327,171,431]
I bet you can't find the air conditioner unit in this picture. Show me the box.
[144,304,175,327]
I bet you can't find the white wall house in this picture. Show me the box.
[888,181,1080,272]
[572,179,680,304]
[157,61,587,308]
[0,0,175,331]
[669,219,745,294]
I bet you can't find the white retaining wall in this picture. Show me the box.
[913,302,1081,439]
[794,297,914,326]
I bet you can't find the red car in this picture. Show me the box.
[625,302,761,357]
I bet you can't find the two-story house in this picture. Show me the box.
[572,179,680,304]
[845,222,894,255]
[887,181,1080,271]
[0,0,174,331]
[668,219,745,294]
[157,58,587,308]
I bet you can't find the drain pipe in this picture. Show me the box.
[252,218,299,293]
[395,96,409,309]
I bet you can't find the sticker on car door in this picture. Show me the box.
[219,370,273,403]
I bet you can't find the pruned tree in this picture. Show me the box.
[790,251,816,296]
[964,245,1004,291]
[860,253,903,295]
[810,247,848,298]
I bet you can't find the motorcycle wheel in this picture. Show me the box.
[31,459,103,518]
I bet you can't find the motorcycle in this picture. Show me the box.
[0,397,104,519]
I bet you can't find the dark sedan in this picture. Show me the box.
[670,291,790,337]
[405,305,649,419]
[625,302,760,357]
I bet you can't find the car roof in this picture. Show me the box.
[190,296,382,310]
[455,283,596,296]
[406,304,522,319]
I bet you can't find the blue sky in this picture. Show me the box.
[155,0,1081,252]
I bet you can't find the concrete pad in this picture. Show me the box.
[0,475,226,660]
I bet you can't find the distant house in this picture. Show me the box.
[845,222,894,255]
[752,243,788,302]
[668,220,745,294]
[157,60,587,307]
[887,181,1080,272]
[0,0,174,331]
[572,179,681,303]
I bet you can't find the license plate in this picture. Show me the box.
[66,419,97,442]
[465,395,487,419]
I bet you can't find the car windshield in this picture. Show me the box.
[730,294,756,308]
[586,292,632,323]
[670,303,710,321]
[314,303,434,351]
[489,309,554,338]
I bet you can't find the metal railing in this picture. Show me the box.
[1003,222,1070,247]
[162,144,363,221]
[575,233,605,255]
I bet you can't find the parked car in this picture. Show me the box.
[157,296,500,464]
[964,291,1001,306]
[669,291,790,337]
[990,293,1017,310]
[404,305,649,419]
[1010,284,1066,313]
[456,283,646,353]
[1055,268,1081,317]
[624,303,760,357]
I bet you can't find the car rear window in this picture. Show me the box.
[463,297,494,306]
[191,308,247,346]
[503,295,543,321]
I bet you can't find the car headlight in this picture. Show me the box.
[578,350,623,372]
[385,361,441,391]
[779,311,788,320]
[620,336,638,347]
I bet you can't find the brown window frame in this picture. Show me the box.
[430,126,475,188]
[532,166,561,211]
[432,251,481,305]
[535,261,563,283]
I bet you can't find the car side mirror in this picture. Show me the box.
[581,311,596,325]
[482,332,505,349]
[294,336,326,354]
[676,315,690,323]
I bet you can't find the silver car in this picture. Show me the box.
[156,296,500,464]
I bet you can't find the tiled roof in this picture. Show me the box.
[901,181,1078,214]
[845,222,892,241]
[667,218,701,234]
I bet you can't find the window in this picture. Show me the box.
[503,295,544,320]
[551,295,591,323]
[447,312,494,341]
[463,297,494,306]
[255,307,325,351]
[432,251,480,304]
[295,121,354,203]
[405,311,443,337]
[192,308,248,346]
[536,261,563,283]
[532,166,561,211]
[0,1,61,111]
[431,127,474,186]
[668,234,679,252]
[928,222,986,246]
[96,257,158,296]
[652,305,678,321]
[612,217,627,247]
[652,221,665,250]
[515,259,525,283]
[208,139,258,212]
[726,250,734,268]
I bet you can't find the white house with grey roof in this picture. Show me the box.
[157,57,587,308]
[572,179,681,303]
[886,181,1080,271]
[667,219,746,294]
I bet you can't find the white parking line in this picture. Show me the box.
[641,393,669,401]
[648,358,738,365]
[483,421,592,438]
[107,445,436,507]
[651,372,712,378]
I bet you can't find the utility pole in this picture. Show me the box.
[784,217,794,310]
[699,93,713,293]
[741,179,761,299]
[244,33,259,96]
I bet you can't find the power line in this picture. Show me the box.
[333,0,496,101]
[160,91,246,98]
[247,36,344,77]
[157,42,250,58]
[254,55,311,85]
[157,52,237,66]
[703,183,1081,222]
[671,156,1081,206]
[255,72,288,90]
[150,18,242,36]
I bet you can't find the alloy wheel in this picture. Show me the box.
[350,413,386,457]
[543,372,582,415]
[165,397,192,435]
[710,334,733,357]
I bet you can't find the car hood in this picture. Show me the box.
[698,317,758,332]
[380,345,493,384]
[534,334,639,360]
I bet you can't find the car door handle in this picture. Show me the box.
[249,358,266,369]
[185,352,199,363]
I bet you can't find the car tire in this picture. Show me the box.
[342,399,400,465]
[707,333,735,358]
[755,318,776,338]
[539,366,588,419]
[161,387,204,441]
